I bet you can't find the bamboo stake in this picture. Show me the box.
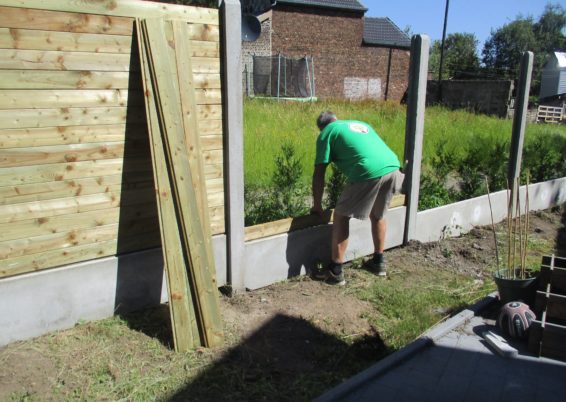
[506,180,513,278]
[523,175,530,278]
[513,178,523,278]
[485,177,499,271]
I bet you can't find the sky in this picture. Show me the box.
[362,0,566,51]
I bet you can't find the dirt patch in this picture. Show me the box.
[0,207,564,401]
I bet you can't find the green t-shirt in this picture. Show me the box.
[315,120,400,183]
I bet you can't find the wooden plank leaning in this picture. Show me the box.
[137,19,199,351]
[141,18,223,348]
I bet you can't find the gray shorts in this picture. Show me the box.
[335,170,404,220]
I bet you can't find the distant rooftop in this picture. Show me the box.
[275,0,367,12]
[553,52,566,68]
[363,17,411,49]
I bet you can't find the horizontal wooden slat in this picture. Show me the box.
[0,105,219,129]
[0,89,138,109]
[0,204,158,242]
[0,214,160,258]
[0,158,152,187]
[191,57,220,74]
[197,104,222,120]
[193,73,221,89]
[0,223,120,259]
[0,107,133,129]
[189,40,219,58]
[204,162,223,180]
[198,119,222,135]
[0,70,131,90]
[0,71,219,90]
[0,230,162,278]
[200,135,222,151]
[0,49,131,71]
[0,27,132,53]
[0,142,127,167]
[194,88,221,105]
[205,177,224,193]
[202,149,223,165]
[0,186,157,224]
[0,124,135,148]
[0,239,118,277]
[209,205,224,234]
[0,5,134,35]
[0,192,121,223]
[244,195,406,241]
[206,191,224,208]
[0,174,153,205]
[0,1,219,26]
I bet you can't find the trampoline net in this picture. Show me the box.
[248,55,314,98]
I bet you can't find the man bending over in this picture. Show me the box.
[311,111,404,285]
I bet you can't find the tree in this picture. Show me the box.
[429,33,480,79]
[481,17,537,79]
[481,3,566,92]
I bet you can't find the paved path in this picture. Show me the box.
[315,295,566,402]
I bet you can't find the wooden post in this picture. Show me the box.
[403,34,429,244]
[220,0,246,292]
[508,51,533,210]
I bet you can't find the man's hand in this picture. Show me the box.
[312,163,328,217]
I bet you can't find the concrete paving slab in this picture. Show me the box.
[315,294,566,402]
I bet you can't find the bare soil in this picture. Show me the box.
[1,207,564,401]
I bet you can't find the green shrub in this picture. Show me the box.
[523,133,566,183]
[244,143,310,226]
[325,164,347,209]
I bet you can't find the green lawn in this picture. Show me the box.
[244,98,566,187]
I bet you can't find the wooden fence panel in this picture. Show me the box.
[0,2,224,278]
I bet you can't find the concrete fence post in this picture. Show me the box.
[508,51,533,207]
[220,0,246,291]
[403,34,430,244]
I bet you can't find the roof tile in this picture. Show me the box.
[363,17,411,48]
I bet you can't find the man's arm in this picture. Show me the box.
[311,163,328,215]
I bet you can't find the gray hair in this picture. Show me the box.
[316,111,337,130]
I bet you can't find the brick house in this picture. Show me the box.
[241,0,411,101]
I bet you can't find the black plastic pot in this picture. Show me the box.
[493,268,539,307]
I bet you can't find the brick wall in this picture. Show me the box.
[271,6,410,101]
[242,16,272,96]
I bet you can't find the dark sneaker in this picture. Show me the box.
[313,266,346,286]
[364,259,387,277]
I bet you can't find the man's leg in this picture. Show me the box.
[367,214,387,276]
[370,215,386,254]
[332,212,350,263]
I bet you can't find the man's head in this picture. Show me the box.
[316,111,337,130]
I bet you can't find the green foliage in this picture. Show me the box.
[523,132,566,182]
[325,164,347,209]
[244,100,566,223]
[429,33,480,79]
[481,4,566,91]
[244,143,310,226]
[482,17,538,78]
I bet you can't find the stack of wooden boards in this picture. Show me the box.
[529,255,566,361]
[137,18,223,351]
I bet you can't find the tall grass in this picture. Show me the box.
[244,99,406,186]
[244,98,566,191]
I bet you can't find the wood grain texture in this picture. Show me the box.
[0,70,130,90]
[0,27,132,53]
[0,49,131,71]
[0,1,219,25]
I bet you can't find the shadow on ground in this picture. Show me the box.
[165,313,389,401]
[119,304,174,348]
